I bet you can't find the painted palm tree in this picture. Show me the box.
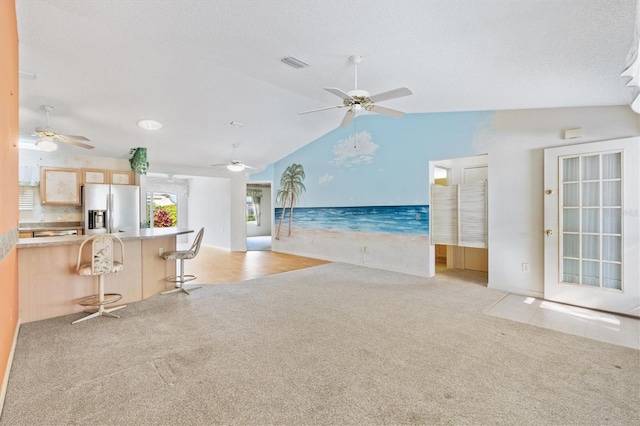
[275,163,306,239]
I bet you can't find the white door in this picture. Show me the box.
[463,166,488,272]
[544,137,640,316]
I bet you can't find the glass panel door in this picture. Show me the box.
[560,152,622,290]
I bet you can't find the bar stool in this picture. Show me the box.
[161,227,205,295]
[73,234,126,324]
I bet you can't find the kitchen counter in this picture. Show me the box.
[17,227,194,323]
[17,227,193,248]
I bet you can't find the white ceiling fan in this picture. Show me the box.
[299,55,413,127]
[22,105,94,151]
[211,144,257,172]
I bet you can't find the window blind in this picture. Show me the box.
[19,187,35,211]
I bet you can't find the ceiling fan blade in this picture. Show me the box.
[369,87,413,103]
[340,109,355,127]
[19,129,38,141]
[57,137,95,149]
[369,105,405,119]
[60,134,90,141]
[324,88,354,100]
[298,105,344,115]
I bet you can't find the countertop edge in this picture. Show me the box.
[17,228,194,248]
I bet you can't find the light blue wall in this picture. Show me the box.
[269,111,493,208]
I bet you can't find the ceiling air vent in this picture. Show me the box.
[281,56,309,69]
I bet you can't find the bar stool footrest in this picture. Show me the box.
[166,274,196,284]
[78,293,123,307]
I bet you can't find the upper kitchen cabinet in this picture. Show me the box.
[109,170,135,185]
[81,168,135,185]
[82,168,109,184]
[40,167,81,205]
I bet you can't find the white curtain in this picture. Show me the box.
[247,188,263,226]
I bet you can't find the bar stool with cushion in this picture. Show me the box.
[161,227,205,295]
[73,234,126,324]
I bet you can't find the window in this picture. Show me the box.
[19,187,35,211]
[246,197,256,223]
[146,192,178,228]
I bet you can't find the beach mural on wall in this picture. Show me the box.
[252,111,493,275]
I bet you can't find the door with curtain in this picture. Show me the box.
[543,137,640,316]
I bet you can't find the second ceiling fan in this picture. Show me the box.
[299,55,413,127]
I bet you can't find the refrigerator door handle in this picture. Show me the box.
[108,193,114,233]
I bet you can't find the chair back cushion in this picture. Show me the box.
[76,234,125,276]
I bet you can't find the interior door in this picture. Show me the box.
[463,166,488,272]
[543,137,640,316]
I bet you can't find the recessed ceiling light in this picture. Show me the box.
[230,121,244,127]
[137,119,162,130]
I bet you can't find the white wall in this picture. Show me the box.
[187,176,231,249]
[480,106,640,297]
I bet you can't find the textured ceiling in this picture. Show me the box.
[15,0,638,173]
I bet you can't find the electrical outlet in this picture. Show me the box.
[522,263,529,272]
[159,247,164,256]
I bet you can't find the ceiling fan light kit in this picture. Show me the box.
[35,138,58,152]
[227,163,245,172]
[299,55,412,127]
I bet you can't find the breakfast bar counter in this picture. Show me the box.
[17,228,193,323]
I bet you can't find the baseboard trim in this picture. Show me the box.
[0,319,20,418]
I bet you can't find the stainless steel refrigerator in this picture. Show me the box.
[83,184,140,235]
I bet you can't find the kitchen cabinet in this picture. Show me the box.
[82,168,109,184]
[40,167,81,205]
[110,170,135,185]
[82,168,135,185]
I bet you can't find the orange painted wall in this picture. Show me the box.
[0,0,20,395]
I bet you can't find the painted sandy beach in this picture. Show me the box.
[272,227,432,277]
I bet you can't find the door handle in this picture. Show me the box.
[546,229,553,236]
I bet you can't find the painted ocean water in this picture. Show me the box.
[274,205,429,235]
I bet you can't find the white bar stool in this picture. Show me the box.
[73,234,126,324]
[161,227,205,295]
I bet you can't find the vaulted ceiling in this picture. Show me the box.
[15,0,638,173]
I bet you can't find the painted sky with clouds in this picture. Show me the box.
[266,111,494,208]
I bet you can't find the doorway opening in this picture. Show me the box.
[430,155,489,285]
[246,183,272,251]
[433,166,449,273]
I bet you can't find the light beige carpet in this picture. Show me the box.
[2,263,638,425]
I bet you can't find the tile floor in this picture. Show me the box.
[485,293,640,350]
